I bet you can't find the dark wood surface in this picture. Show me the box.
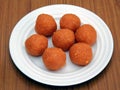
[0,0,120,90]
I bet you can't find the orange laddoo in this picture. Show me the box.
[75,24,97,45]
[69,43,92,66]
[60,14,81,32]
[42,48,66,71]
[35,14,57,36]
[25,34,48,56]
[52,29,75,51]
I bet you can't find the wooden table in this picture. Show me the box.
[0,0,120,90]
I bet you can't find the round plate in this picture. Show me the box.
[9,4,113,86]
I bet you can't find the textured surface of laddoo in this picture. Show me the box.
[69,43,92,66]
[75,24,97,45]
[25,34,48,56]
[42,48,66,70]
[35,14,57,36]
[52,29,75,51]
[60,14,81,32]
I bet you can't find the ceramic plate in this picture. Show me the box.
[9,4,113,86]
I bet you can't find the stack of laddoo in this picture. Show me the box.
[25,13,97,71]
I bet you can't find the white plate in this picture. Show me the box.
[9,4,113,86]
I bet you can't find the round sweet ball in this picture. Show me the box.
[42,48,66,71]
[75,24,97,45]
[35,14,57,36]
[69,43,92,66]
[60,14,81,32]
[52,29,75,51]
[25,34,48,56]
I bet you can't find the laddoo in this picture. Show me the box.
[42,48,66,71]
[25,34,48,56]
[69,43,92,66]
[75,24,97,45]
[52,29,75,51]
[35,14,57,36]
[60,14,81,32]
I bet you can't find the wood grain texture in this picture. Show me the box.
[0,0,120,90]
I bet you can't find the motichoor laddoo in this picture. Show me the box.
[69,43,92,66]
[60,14,81,32]
[75,24,97,45]
[42,48,66,70]
[35,14,57,36]
[52,29,75,51]
[25,34,48,56]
